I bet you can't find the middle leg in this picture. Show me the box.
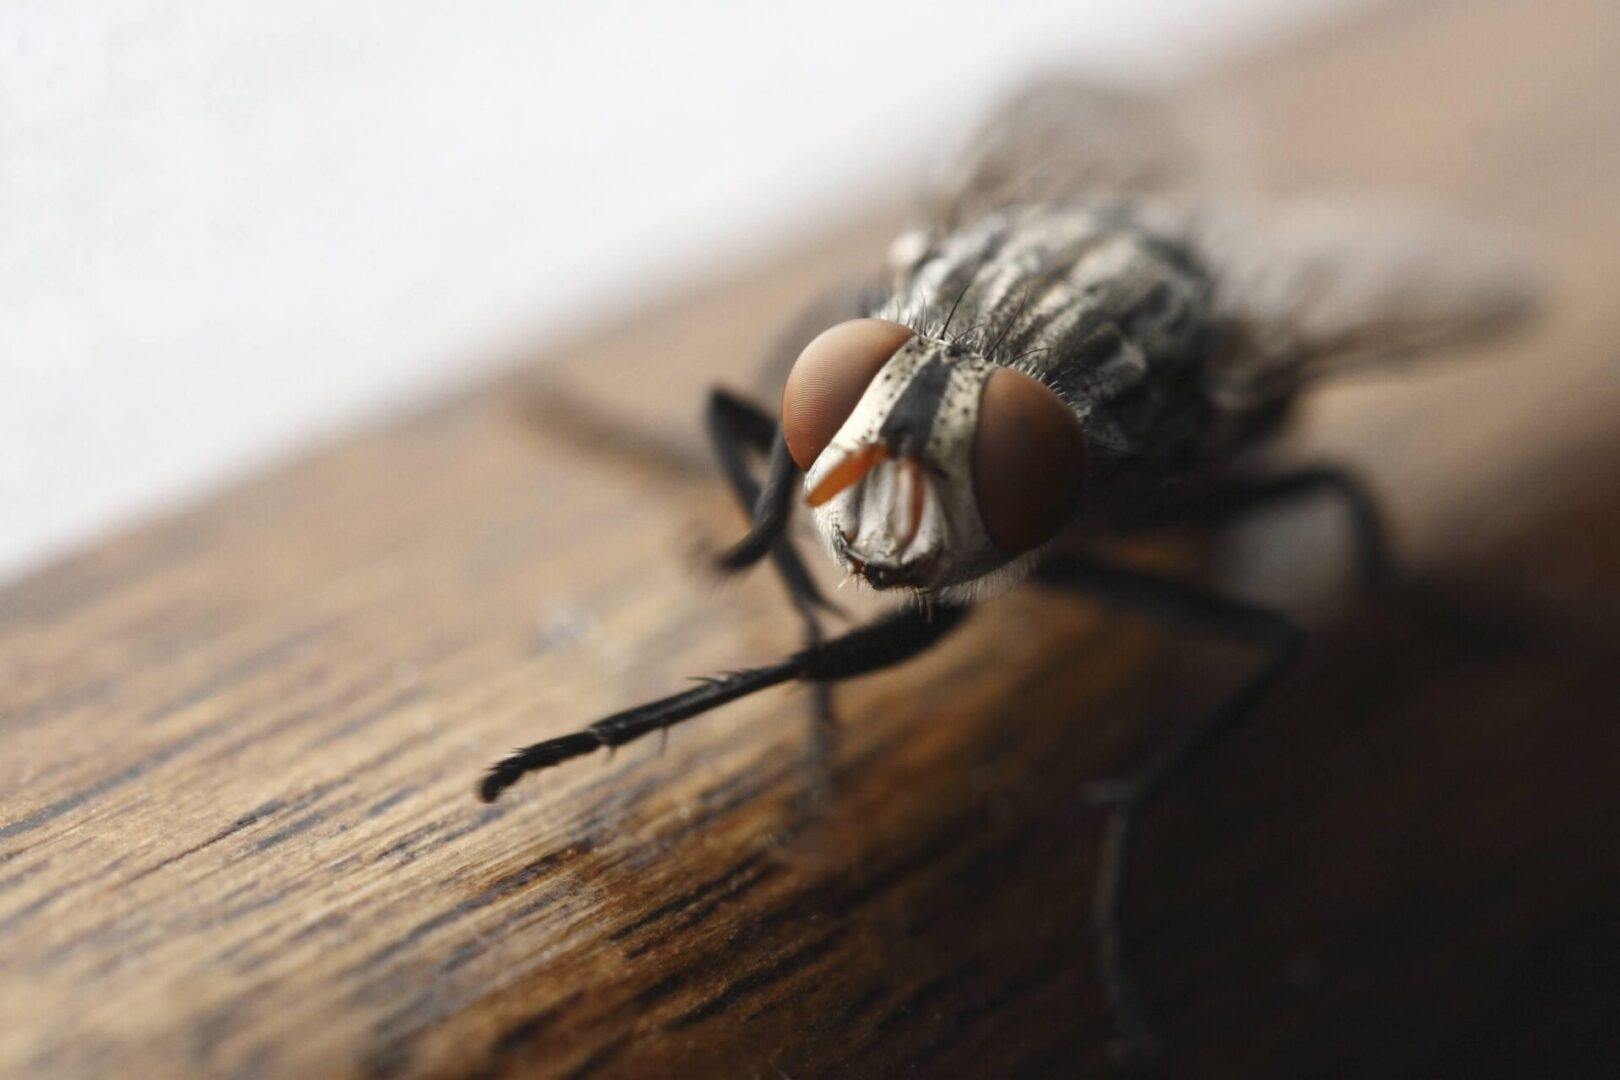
[1036,552,1305,1064]
[1119,464,1388,586]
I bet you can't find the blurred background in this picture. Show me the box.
[0,0,1358,583]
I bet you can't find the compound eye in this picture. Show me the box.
[781,319,914,469]
[972,369,1088,555]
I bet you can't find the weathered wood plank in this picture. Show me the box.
[5,0,1620,1075]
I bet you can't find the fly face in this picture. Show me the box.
[781,318,1089,594]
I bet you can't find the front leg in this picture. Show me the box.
[482,600,970,801]
[705,388,842,790]
[704,390,833,613]
[1035,553,1305,1065]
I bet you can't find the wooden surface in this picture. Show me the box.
[6,0,1620,1075]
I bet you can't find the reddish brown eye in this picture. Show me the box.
[781,319,914,470]
[972,369,1088,555]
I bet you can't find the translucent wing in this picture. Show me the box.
[914,77,1538,419]
[1190,196,1541,414]
[918,76,1231,229]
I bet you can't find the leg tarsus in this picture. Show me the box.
[1095,806,1162,1068]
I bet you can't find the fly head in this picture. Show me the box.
[781,318,1088,595]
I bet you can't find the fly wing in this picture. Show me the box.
[1191,197,1541,415]
[918,77,1235,230]
[913,77,1538,421]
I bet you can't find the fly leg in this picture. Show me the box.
[1126,465,1387,586]
[705,391,818,581]
[1034,553,1305,1065]
[705,389,841,791]
[1133,465,1517,642]
[481,601,969,801]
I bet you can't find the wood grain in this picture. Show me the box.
[6,0,1620,1075]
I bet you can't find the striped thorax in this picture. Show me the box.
[781,202,1214,598]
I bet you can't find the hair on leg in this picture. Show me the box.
[479,601,970,802]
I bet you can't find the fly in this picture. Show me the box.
[478,78,1534,1061]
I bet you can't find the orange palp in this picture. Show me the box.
[807,444,888,507]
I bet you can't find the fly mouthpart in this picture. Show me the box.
[813,446,931,552]
[843,532,940,591]
[828,452,933,559]
[813,442,957,591]
[897,457,928,553]
[857,557,937,591]
[807,443,888,507]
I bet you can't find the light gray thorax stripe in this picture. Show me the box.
[880,202,1215,470]
[968,211,1104,345]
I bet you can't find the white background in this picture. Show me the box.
[0,0,1352,581]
